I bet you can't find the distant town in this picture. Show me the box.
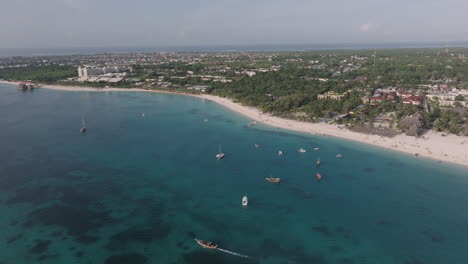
[1,48,467,136]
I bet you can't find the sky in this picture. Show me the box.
[1,0,468,48]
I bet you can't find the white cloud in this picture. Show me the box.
[360,22,379,33]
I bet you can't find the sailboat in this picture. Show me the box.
[195,239,218,249]
[216,144,225,159]
[80,114,87,133]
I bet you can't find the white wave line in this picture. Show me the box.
[217,248,251,258]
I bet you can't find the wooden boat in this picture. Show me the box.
[195,239,218,249]
[242,195,248,207]
[265,177,281,183]
[316,173,322,181]
[315,159,321,166]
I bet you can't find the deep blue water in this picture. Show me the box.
[0,84,467,264]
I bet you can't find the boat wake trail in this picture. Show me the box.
[217,248,251,258]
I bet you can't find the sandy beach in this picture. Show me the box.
[2,80,467,167]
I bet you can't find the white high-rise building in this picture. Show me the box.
[77,66,90,78]
[77,66,84,77]
[82,67,89,77]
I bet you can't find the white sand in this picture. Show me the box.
[2,81,467,167]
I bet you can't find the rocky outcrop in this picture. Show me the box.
[398,113,424,136]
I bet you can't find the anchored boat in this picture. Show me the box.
[316,173,322,181]
[80,114,87,133]
[216,144,225,160]
[242,196,248,207]
[265,177,281,183]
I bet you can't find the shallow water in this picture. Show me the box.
[0,84,467,264]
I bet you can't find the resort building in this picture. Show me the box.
[317,90,350,100]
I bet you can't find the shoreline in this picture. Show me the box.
[1,80,467,167]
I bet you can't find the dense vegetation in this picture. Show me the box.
[0,65,76,83]
[1,47,467,136]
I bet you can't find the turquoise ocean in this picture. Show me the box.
[0,83,467,264]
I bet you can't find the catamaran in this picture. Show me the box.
[80,114,87,133]
[216,144,225,159]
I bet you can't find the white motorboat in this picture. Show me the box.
[298,148,307,153]
[242,196,248,207]
[216,144,225,159]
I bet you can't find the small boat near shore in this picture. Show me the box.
[195,239,218,249]
[242,196,248,207]
[247,120,257,127]
[298,148,307,153]
[266,177,281,183]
